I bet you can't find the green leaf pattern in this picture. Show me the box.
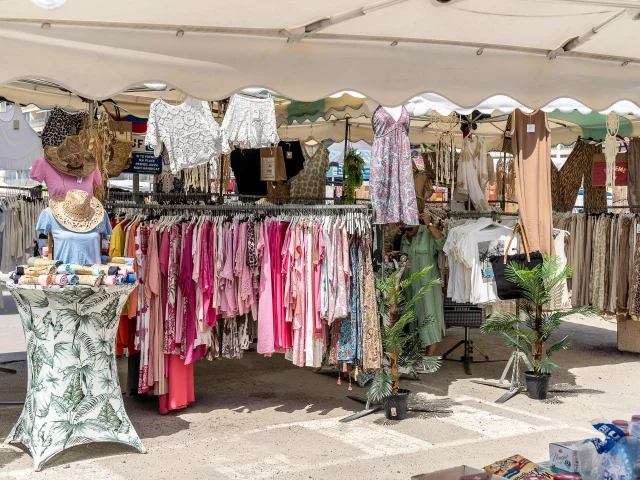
[5,283,144,470]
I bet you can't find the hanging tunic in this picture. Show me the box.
[257,218,275,355]
[370,106,418,225]
[511,110,554,255]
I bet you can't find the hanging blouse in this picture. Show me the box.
[290,143,330,201]
[145,97,229,175]
[455,135,491,210]
[41,107,88,148]
[221,94,279,149]
[0,103,43,170]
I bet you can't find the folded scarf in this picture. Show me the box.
[29,258,61,268]
[55,274,69,286]
[101,276,118,286]
[26,265,57,276]
[126,273,137,283]
[57,264,75,274]
[67,274,79,285]
[41,246,48,258]
[116,275,124,285]
[13,274,22,284]
[108,266,119,276]
[102,256,134,266]
[19,276,40,285]
[77,275,102,287]
[15,266,24,276]
[38,274,54,288]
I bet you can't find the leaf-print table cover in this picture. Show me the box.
[4,282,145,470]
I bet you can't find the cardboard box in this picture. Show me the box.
[412,465,506,480]
[484,455,554,480]
[549,441,581,473]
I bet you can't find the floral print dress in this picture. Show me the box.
[370,106,419,225]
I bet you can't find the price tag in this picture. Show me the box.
[286,151,293,159]
[77,176,83,184]
[252,107,261,121]
[636,223,640,234]
[527,123,535,133]
[260,156,276,181]
[13,120,19,130]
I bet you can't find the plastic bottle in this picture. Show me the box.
[630,415,640,438]
[613,420,630,436]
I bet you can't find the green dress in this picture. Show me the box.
[401,226,447,346]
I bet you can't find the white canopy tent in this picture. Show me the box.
[2,0,640,108]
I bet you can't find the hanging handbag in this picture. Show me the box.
[489,222,543,300]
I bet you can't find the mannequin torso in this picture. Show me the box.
[383,106,403,122]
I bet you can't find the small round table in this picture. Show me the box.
[4,282,145,470]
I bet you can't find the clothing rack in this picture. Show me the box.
[553,204,640,211]
[445,210,520,218]
[104,201,370,213]
[105,191,371,206]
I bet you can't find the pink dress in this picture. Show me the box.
[257,218,274,355]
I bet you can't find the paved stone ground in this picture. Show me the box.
[0,291,639,479]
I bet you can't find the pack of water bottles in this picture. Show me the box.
[576,417,640,480]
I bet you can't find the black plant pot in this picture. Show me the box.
[524,371,551,400]
[382,389,410,420]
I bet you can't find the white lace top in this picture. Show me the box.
[145,97,229,174]
[221,94,280,149]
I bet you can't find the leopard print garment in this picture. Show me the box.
[551,141,605,211]
[41,107,88,148]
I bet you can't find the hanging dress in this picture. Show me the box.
[370,106,418,225]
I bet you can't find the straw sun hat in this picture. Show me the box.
[49,190,104,233]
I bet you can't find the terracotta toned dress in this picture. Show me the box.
[511,110,554,255]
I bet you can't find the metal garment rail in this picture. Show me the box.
[553,204,640,211]
[104,202,371,213]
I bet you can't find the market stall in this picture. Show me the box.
[2,0,640,472]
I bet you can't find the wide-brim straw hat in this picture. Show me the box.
[44,133,97,179]
[49,189,104,233]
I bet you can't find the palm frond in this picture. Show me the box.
[366,372,395,404]
[534,358,559,375]
[505,262,549,306]
[418,356,442,374]
[480,311,518,335]
[546,334,573,357]
[400,264,434,290]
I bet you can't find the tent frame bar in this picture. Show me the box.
[0,18,638,66]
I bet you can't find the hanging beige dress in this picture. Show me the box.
[511,110,554,255]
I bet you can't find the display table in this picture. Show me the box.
[4,282,145,470]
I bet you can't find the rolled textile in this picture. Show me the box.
[101,276,118,286]
[67,274,79,285]
[57,264,75,274]
[15,266,24,276]
[13,274,22,284]
[108,266,119,276]
[77,275,102,287]
[27,265,57,276]
[19,276,40,285]
[115,275,124,285]
[102,256,134,266]
[55,274,69,286]
[126,273,137,283]
[31,258,61,268]
[74,266,96,275]
[38,274,54,288]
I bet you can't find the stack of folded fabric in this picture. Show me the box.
[12,257,137,287]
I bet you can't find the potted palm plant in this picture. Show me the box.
[366,263,442,419]
[480,255,599,400]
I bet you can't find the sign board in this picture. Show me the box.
[123,134,162,175]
